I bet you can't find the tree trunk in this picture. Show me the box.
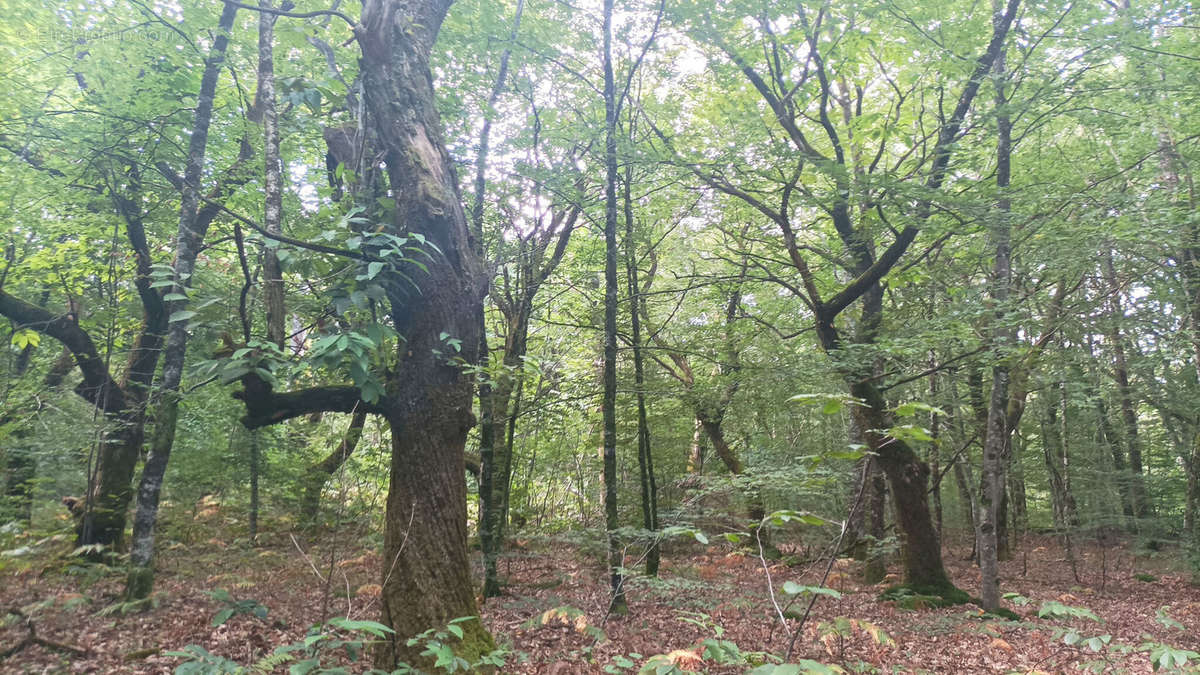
[600,0,626,615]
[1101,250,1149,519]
[625,164,659,577]
[1008,436,1027,539]
[849,378,955,595]
[688,417,706,474]
[1187,432,1198,537]
[470,0,522,602]
[248,430,260,543]
[257,0,286,349]
[354,0,493,662]
[978,21,1012,609]
[1041,383,1079,531]
[301,410,368,523]
[126,0,241,600]
[953,454,979,560]
[863,462,888,584]
[929,361,943,542]
[1094,380,1134,519]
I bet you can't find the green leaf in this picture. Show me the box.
[211,607,234,626]
[169,310,197,323]
[781,582,841,599]
[11,329,40,349]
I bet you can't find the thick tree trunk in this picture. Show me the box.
[355,0,492,663]
[81,425,143,550]
[849,378,955,594]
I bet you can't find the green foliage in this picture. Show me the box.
[1037,601,1102,623]
[168,616,507,675]
[781,582,842,600]
[205,588,268,627]
[1141,642,1200,672]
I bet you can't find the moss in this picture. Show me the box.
[984,607,1021,621]
[879,581,970,608]
[454,620,498,668]
[124,565,154,601]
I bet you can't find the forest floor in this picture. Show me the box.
[1,515,1198,674]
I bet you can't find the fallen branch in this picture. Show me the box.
[1,607,89,659]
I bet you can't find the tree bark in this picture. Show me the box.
[600,0,626,616]
[471,0,523,602]
[126,1,241,599]
[624,162,659,577]
[257,0,286,349]
[979,16,1012,610]
[1041,382,1079,531]
[1101,250,1149,519]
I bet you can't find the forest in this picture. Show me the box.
[1,0,1199,672]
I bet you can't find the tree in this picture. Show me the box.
[230,0,493,664]
[659,0,1021,596]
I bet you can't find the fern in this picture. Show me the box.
[249,650,293,673]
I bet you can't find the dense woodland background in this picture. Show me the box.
[2,0,1200,672]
